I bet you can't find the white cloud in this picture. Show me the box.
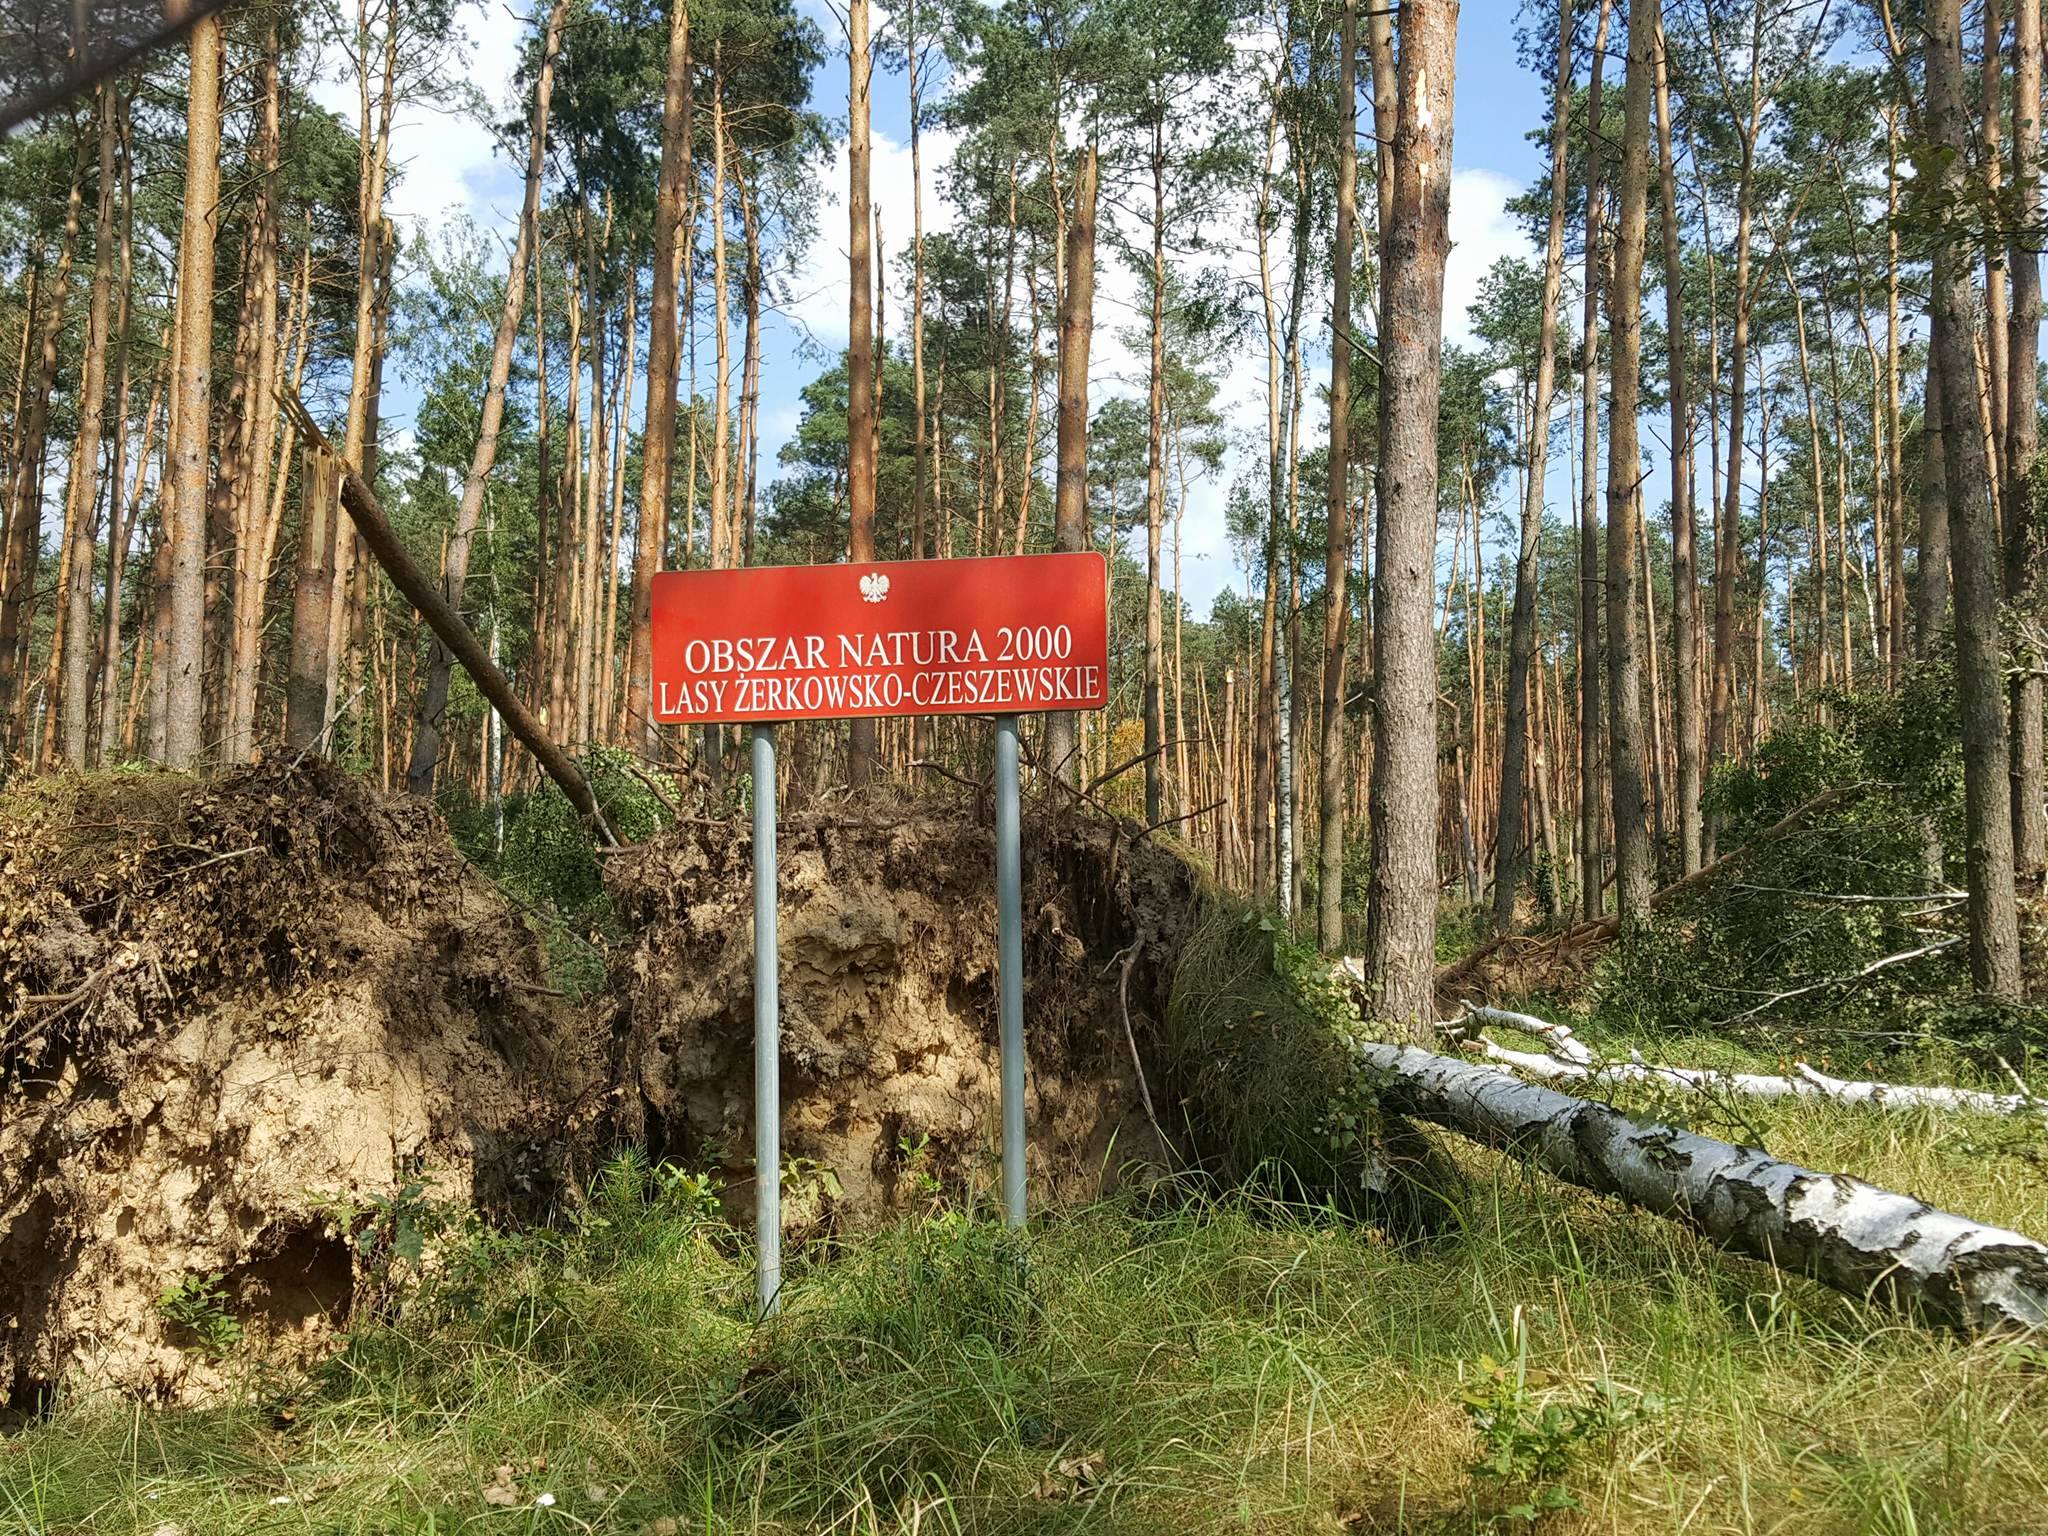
[1443,166,1534,351]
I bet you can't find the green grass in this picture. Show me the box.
[6,1081,2048,1536]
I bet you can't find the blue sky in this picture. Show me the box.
[343,1,1558,614]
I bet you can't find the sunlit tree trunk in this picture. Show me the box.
[627,0,688,755]
[2005,0,2045,883]
[1494,0,1573,934]
[846,0,879,786]
[163,11,223,769]
[1317,0,1360,950]
[58,83,120,766]
[1924,0,2025,1001]
[1604,0,1655,930]
[1143,114,1168,827]
[1653,23,1701,874]
[1363,0,1458,1041]
[1709,9,1766,842]
[222,30,283,765]
[0,145,83,752]
[1045,142,1097,784]
[1577,0,1612,920]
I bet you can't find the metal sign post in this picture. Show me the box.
[994,714,1026,1228]
[752,724,781,1319]
[647,553,1110,1309]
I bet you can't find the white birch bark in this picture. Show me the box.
[1354,1039,2048,1331]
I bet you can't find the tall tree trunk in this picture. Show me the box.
[1364,0,1458,1041]
[1253,100,1285,899]
[1984,0,2011,470]
[627,0,689,756]
[1925,0,2026,1001]
[1710,12,1765,823]
[1045,142,1097,784]
[1494,0,1573,935]
[407,0,564,791]
[1318,0,1360,951]
[1653,23,1701,874]
[223,28,283,765]
[59,84,121,766]
[1885,110,1909,678]
[2005,0,2045,883]
[1604,0,1655,929]
[0,147,83,751]
[845,0,878,787]
[1143,116,1168,827]
[164,12,222,769]
[326,0,401,744]
[1577,0,1612,920]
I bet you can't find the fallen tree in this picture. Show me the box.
[1438,786,1863,1001]
[1463,1036,2043,1115]
[1352,1038,2048,1331]
[1442,1002,2042,1116]
[277,395,614,844]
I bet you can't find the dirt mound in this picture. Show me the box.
[606,791,1200,1235]
[0,762,600,1408]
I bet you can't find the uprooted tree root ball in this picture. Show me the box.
[604,790,1201,1237]
[0,762,603,1408]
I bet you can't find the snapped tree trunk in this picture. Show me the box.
[282,397,612,842]
[407,0,565,794]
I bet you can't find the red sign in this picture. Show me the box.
[650,552,1110,724]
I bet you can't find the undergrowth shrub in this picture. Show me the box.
[1593,665,2046,1059]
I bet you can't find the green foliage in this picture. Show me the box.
[1161,900,1381,1203]
[460,745,681,994]
[157,1275,243,1362]
[1463,1339,1654,1525]
[1592,672,2045,1058]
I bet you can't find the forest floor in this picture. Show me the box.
[4,1022,2045,1536]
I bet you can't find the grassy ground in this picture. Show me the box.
[5,1037,2047,1536]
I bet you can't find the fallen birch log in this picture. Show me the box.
[1454,1023,2041,1116]
[1463,1004,1594,1064]
[1354,1039,2048,1332]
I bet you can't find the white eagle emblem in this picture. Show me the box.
[859,570,890,603]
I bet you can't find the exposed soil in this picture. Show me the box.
[0,762,601,1408]
[606,790,1200,1238]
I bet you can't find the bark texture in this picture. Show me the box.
[1603,0,1656,927]
[1363,0,1457,1041]
[1317,0,1358,952]
[1355,1040,2048,1332]
[1924,0,2025,1000]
